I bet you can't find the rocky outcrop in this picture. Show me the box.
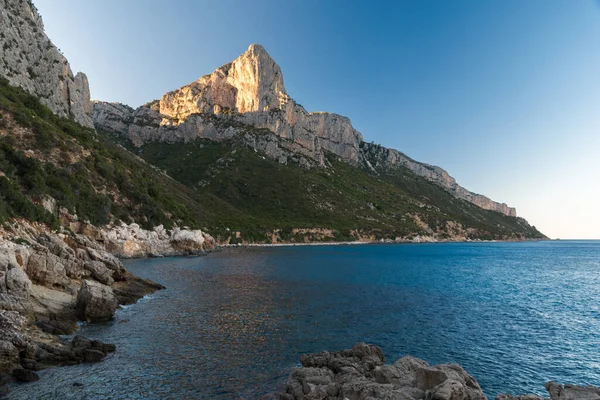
[0,221,163,390]
[75,280,118,322]
[360,142,517,217]
[497,381,600,400]
[83,222,215,258]
[282,343,485,400]
[285,345,600,400]
[92,44,517,216]
[0,0,93,128]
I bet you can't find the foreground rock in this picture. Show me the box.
[282,343,485,400]
[497,381,600,400]
[0,221,164,393]
[75,280,118,322]
[284,344,600,400]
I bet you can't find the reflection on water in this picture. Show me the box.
[6,241,600,399]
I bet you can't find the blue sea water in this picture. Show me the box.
[6,241,600,399]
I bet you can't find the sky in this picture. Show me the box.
[34,0,600,239]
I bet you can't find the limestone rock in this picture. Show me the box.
[99,222,214,258]
[0,0,93,128]
[496,381,600,400]
[91,44,517,216]
[283,343,485,400]
[75,280,118,322]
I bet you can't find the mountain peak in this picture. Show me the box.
[246,43,267,54]
[227,43,287,112]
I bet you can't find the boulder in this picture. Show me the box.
[12,368,39,382]
[284,344,485,400]
[75,280,118,322]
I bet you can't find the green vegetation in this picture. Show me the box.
[0,77,544,242]
[0,77,211,230]
[123,135,545,242]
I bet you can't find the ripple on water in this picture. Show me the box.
[6,241,600,399]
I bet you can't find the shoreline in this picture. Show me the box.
[221,237,551,249]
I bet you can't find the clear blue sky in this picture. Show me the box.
[35,0,600,239]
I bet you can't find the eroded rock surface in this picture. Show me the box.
[0,222,164,390]
[282,343,485,400]
[0,0,93,128]
[497,381,600,400]
[92,44,516,216]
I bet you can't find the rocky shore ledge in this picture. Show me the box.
[282,344,600,400]
[0,218,213,396]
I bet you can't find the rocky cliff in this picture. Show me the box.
[92,44,516,217]
[0,0,93,128]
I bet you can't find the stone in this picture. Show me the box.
[0,340,19,372]
[284,344,484,400]
[0,0,93,128]
[83,261,114,286]
[25,252,70,288]
[12,368,39,382]
[75,280,118,322]
[83,349,106,363]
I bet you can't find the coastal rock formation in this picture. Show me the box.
[281,343,485,400]
[92,44,516,216]
[87,222,215,258]
[497,381,600,400]
[360,143,517,217]
[285,345,600,400]
[75,280,118,322]
[0,0,93,128]
[0,221,163,388]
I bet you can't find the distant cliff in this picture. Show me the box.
[0,0,93,128]
[92,44,516,217]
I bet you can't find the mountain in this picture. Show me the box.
[0,0,215,385]
[0,0,544,387]
[90,44,542,242]
[93,44,517,217]
[0,0,93,128]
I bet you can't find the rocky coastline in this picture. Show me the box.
[0,217,214,396]
[282,344,600,400]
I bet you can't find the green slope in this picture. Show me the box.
[0,77,544,243]
[0,77,215,230]
[114,133,545,243]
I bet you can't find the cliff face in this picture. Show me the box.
[360,142,517,217]
[0,0,93,128]
[92,44,517,217]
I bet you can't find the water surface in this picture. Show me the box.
[7,241,600,399]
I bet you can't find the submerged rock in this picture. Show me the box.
[282,343,485,400]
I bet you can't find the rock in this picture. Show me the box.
[83,349,106,363]
[12,368,39,382]
[75,280,118,322]
[25,252,70,288]
[0,340,19,372]
[545,381,600,400]
[91,44,517,216]
[284,344,485,400]
[83,261,114,286]
[99,222,214,258]
[0,0,93,127]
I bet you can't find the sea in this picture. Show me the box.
[6,241,600,399]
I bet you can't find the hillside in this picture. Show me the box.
[102,127,544,243]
